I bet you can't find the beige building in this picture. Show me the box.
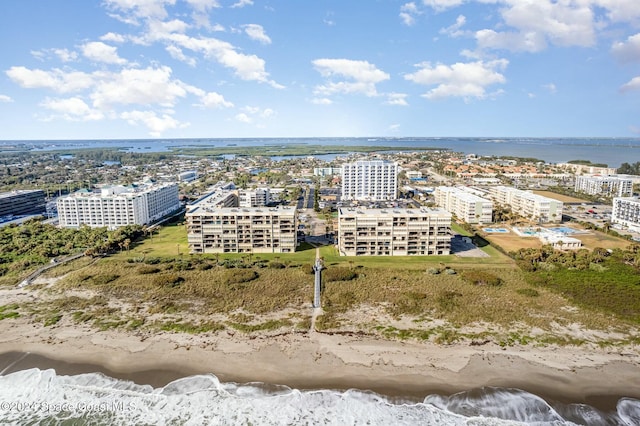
[187,206,297,253]
[337,207,451,256]
[434,186,493,224]
[488,186,563,223]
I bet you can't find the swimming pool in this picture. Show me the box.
[547,227,580,234]
[483,228,509,233]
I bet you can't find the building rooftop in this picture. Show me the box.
[339,207,451,217]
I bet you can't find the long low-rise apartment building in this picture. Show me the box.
[612,197,640,233]
[488,186,563,223]
[57,183,181,229]
[337,207,451,256]
[433,186,493,224]
[574,175,633,198]
[187,205,297,254]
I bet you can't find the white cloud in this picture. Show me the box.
[40,97,104,121]
[389,124,401,132]
[235,113,252,123]
[405,59,508,100]
[120,109,186,136]
[198,91,233,108]
[311,98,333,105]
[166,45,197,66]
[243,24,271,45]
[620,76,640,93]
[6,67,95,93]
[53,48,78,62]
[422,0,464,12]
[30,49,78,62]
[542,83,557,94]
[81,42,127,65]
[400,2,421,26]
[471,0,596,53]
[100,32,127,43]
[145,32,281,87]
[103,0,176,21]
[148,19,189,36]
[184,0,220,12]
[593,0,640,24]
[0,95,14,103]
[386,93,409,106]
[90,66,188,109]
[612,33,640,63]
[475,29,547,53]
[440,15,466,38]
[312,59,390,97]
[231,0,253,8]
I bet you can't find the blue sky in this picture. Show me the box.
[0,0,639,139]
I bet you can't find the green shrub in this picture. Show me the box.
[224,269,259,285]
[462,270,503,286]
[437,290,462,311]
[154,273,184,287]
[91,274,120,285]
[323,267,357,282]
[268,261,286,269]
[517,288,540,297]
[137,266,161,274]
[427,268,440,275]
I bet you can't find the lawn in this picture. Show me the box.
[532,190,591,203]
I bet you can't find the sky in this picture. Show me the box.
[0,0,639,140]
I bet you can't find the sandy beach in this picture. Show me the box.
[1,308,640,413]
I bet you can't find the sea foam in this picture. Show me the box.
[0,368,638,425]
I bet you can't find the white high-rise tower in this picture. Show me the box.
[341,160,398,201]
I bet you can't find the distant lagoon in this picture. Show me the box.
[1,137,639,168]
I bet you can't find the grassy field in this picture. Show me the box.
[13,217,637,346]
[532,190,591,203]
[576,230,633,250]
[483,234,542,252]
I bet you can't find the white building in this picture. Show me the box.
[341,160,398,201]
[187,205,297,253]
[434,186,493,224]
[57,183,181,229]
[612,197,640,232]
[337,207,451,256]
[178,170,198,182]
[239,188,271,207]
[489,186,563,223]
[314,167,342,177]
[574,175,633,198]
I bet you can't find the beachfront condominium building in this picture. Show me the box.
[186,205,297,253]
[574,175,633,198]
[239,188,272,207]
[0,189,46,217]
[57,183,181,229]
[488,186,563,223]
[337,207,451,256]
[612,197,640,232]
[341,160,398,201]
[433,186,493,224]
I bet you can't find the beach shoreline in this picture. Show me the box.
[1,315,639,413]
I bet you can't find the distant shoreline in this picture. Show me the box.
[0,136,634,167]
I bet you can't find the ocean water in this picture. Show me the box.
[2,137,638,168]
[0,368,638,425]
